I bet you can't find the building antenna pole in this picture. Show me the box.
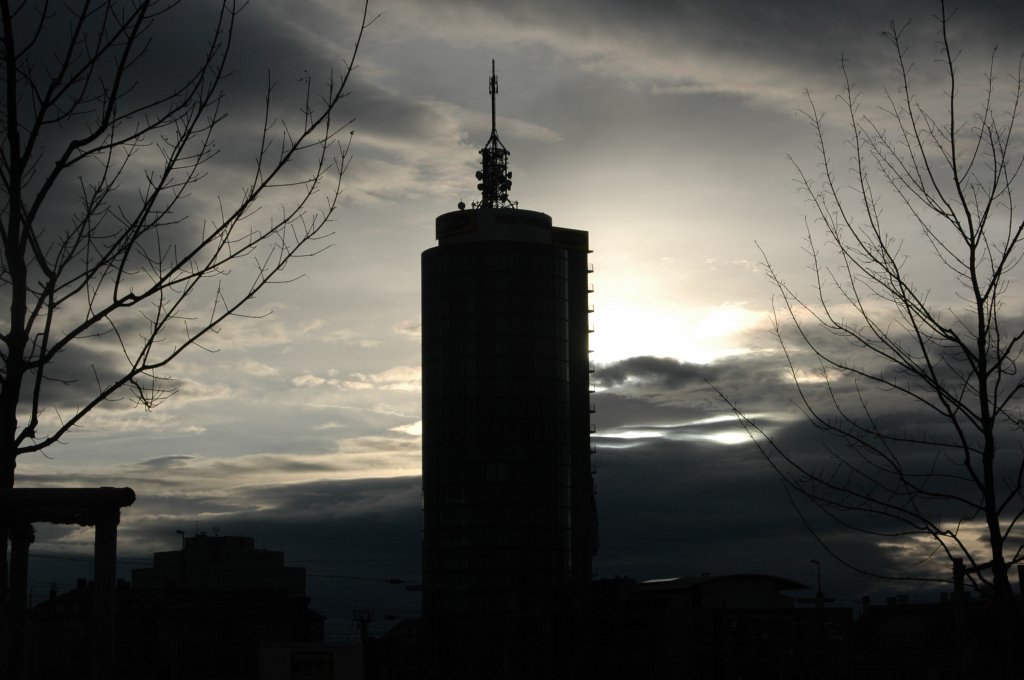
[490,59,498,136]
[473,60,516,209]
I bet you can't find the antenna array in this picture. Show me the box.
[472,60,516,209]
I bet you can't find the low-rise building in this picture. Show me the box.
[25,533,323,680]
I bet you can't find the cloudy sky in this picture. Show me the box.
[15,0,1024,638]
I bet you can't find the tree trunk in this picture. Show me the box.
[0,411,15,675]
[990,557,1022,674]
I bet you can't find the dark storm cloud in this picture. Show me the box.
[135,455,195,471]
[9,331,180,415]
[614,0,1015,71]
[24,0,370,208]
[590,328,1024,592]
[348,83,456,143]
[593,351,792,415]
[594,356,709,390]
[245,476,420,520]
[201,2,468,153]
[592,392,703,430]
[18,465,422,562]
[393,0,1024,101]
[590,420,924,596]
[113,477,422,543]
[38,1,364,110]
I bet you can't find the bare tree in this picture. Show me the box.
[0,0,372,638]
[723,0,1024,667]
[0,0,373,481]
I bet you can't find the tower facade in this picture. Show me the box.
[421,63,595,679]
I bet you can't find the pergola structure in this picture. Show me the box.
[0,487,136,680]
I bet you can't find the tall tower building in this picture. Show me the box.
[421,62,596,679]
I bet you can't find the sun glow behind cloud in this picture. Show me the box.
[591,297,764,365]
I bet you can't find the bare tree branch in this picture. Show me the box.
[724,1,1024,668]
[0,0,374,471]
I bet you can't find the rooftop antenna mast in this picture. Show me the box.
[490,58,498,136]
[473,60,516,209]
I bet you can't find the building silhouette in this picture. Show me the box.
[853,590,1003,679]
[420,61,597,679]
[589,574,853,680]
[132,533,306,595]
[25,533,324,680]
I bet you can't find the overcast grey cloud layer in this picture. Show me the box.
[15,0,1024,637]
